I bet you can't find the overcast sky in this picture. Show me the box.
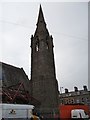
[0,2,88,92]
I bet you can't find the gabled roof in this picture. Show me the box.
[0,62,30,92]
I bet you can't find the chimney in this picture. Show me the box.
[74,86,78,92]
[83,85,88,91]
[65,88,68,93]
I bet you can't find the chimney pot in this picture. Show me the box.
[74,86,78,92]
[83,85,88,91]
[65,88,68,93]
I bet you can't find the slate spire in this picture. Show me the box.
[34,5,49,37]
[36,4,46,26]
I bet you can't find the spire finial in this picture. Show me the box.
[40,4,42,10]
[37,4,46,26]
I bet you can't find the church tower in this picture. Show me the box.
[30,5,59,117]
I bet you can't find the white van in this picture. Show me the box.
[71,109,90,119]
[0,103,34,119]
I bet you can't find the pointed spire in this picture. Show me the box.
[34,5,49,37]
[37,4,46,26]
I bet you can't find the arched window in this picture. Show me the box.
[36,43,39,51]
[35,37,39,52]
[46,41,49,50]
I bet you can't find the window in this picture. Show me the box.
[35,40,39,52]
[46,41,49,50]
[86,97,88,102]
[36,44,39,51]
[71,99,74,104]
[82,98,84,102]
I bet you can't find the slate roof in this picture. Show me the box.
[0,62,31,93]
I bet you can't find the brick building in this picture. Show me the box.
[59,86,90,110]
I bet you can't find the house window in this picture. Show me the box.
[72,99,75,104]
[86,97,88,102]
[82,98,84,102]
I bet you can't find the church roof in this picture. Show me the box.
[0,62,30,92]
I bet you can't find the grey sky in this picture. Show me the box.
[0,2,88,92]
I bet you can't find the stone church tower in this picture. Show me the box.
[30,5,59,117]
